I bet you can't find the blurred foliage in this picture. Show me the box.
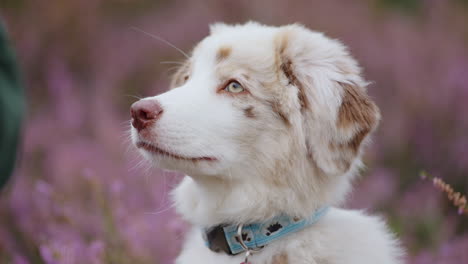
[99,0,171,20]
[377,0,423,14]
[0,0,27,12]
[0,23,24,189]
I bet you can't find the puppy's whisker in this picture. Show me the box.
[128,159,148,173]
[124,94,143,100]
[145,204,175,215]
[131,27,190,59]
[120,119,131,125]
[119,120,133,128]
[165,66,182,74]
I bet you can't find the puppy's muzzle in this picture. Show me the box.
[130,99,163,131]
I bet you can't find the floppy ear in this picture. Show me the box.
[326,81,380,174]
[275,25,380,175]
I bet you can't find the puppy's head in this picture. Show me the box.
[131,22,380,209]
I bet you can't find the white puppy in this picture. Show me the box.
[131,22,403,264]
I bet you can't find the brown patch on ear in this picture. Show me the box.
[323,82,380,173]
[243,106,255,118]
[338,82,378,131]
[216,46,231,62]
[272,253,288,264]
[347,129,370,153]
[275,30,309,111]
[336,82,379,155]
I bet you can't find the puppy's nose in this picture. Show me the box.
[130,100,163,131]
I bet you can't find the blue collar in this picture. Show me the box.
[203,207,329,255]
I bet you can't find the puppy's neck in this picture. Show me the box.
[171,164,344,227]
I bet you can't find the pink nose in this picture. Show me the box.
[130,99,163,131]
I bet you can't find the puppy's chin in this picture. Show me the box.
[131,128,222,176]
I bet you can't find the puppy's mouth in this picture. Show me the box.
[136,141,217,162]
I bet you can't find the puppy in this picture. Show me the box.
[130,22,403,264]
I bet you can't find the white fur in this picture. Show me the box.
[131,22,403,264]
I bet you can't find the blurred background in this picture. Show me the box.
[0,0,467,263]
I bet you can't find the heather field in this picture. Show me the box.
[1,0,467,263]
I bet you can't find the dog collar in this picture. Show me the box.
[202,207,329,255]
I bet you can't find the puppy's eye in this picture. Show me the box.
[224,81,244,93]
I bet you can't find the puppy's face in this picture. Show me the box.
[131,23,380,190]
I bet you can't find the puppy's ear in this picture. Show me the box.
[327,81,380,174]
[275,25,380,175]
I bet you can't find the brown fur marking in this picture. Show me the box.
[348,128,370,153]
[334,82,379,166]
[275,29,291,55]
[329,127,370,156]
[305,140,314,160]
[275,30,309,111]
[268,100,291,127]
[216,46,232,62]
[280,60,309,111]
[337,82,377,130]
[327,143,349,169]
[244,106,255,118]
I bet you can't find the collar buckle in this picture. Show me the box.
[236,224,263,264]
[236,224,264,253]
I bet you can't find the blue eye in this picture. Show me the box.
[224,81,244,93]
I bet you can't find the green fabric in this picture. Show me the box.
[0,22,24,189]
